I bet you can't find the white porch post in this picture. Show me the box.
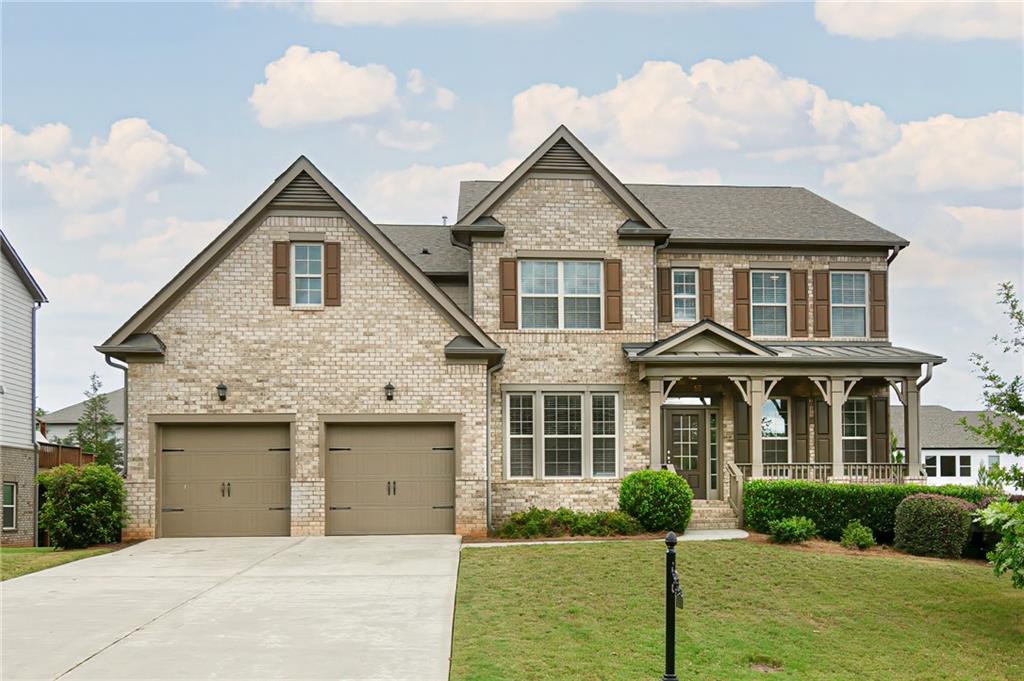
[750,378,765,478]
[649,378,663,470]
[831,378,846,480]
[905,380,922,479]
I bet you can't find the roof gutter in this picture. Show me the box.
[887,244,903,265]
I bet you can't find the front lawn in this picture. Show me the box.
[0,546,116,581]
[452,539,1024,680]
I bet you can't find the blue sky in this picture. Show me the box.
[2,1,1022,412]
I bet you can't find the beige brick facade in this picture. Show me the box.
[1,445,36,547]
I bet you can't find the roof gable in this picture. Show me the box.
[456,125,666,232]
[99,157,499,357]
[1,230,47,303]
[640,320,775,358]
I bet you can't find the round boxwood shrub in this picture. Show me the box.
[894,493,975,559]
[767,516,817,544]
[37,463,128,549]
[840,520,875,550]
[618,470,694,532]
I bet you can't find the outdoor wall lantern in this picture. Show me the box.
[216,383,228,401]
[384,381,395,401]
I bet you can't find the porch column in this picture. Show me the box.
[831,378,846,480]
[649,379,663,470]
[750,378,764,478]
[905,380,922,478]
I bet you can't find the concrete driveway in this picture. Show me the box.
[1,536,461,680]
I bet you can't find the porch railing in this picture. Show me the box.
[726,462,743,524]
[761,463,833,482]
[737,462,907,484]
[843,463,908,484]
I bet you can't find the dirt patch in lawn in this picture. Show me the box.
[744,532,988,566]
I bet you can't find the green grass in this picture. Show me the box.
[451,540,1024,680]
[0,546,116,581]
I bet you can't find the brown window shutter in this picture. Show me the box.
[792,397,809,463]
[699,267,714,321]
[733,269,750,336]
[324,242,341,306]
[734,399,750,464]
[604,259,623,330]
[657,267,671,323]
[870,271,888,338]
[272,241,290,306]
[813,270,830,337]
[814,399,831,462]
[499,258,518,329]
[871,396,890,462]
[791,270,809,337]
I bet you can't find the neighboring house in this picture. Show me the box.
[892,405,1023,494]
[40,387,126,444]
[1,230,47,547]
[97,126,942,540]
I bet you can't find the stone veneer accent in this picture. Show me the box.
[125,214,489,538]
[1,445,36,547]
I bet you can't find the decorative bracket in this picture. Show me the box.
[886,377,907,406]
[764,376,783,399]
[663,378,679,402]
[843,377,862,403]
[809,376,830,405]
[728,376,750,405]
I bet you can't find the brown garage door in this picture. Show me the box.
[326,423,455,535]
[159,423,290,537]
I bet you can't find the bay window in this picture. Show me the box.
[751,270,788,336]
[830,272,868,337]
[520,260,602,330]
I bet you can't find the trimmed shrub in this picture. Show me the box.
[497,507,643,539]
[743,480,987,543]
[618,470,694,532]
[768,516,817,543]
[894,494,975,558]
[37,464,127,549]
[840,520,875,550]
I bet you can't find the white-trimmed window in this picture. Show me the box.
[591,393,617,477]
[988,454,1000,468]
[672,269,698,323]
[959,455,971,477]
[830,272,868,337]
[292,243,323,306]
[842,398,869,463]
[751,270,788,336]
[761,398,790,464]
[926,454,973,478]
[2,483,15,530]
[520,260,602,330]
[544,394,583,477]
[508,394,534,478]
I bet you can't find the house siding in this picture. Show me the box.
[124,214,489,539]
[1,254,35,450]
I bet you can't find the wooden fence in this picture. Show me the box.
[38,443,96,469]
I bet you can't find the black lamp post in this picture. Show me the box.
[384,381,395,401]
[662,531,682,681]
[216,383,228,401]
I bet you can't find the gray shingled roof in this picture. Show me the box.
[43,388,125,425]
[378,224,468,275]
[457,180,907,247]
[890,406,994,449]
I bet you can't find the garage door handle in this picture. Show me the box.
[161,508,184,512]
[432,505,454,510]
[227,482,231,498]
[268,506,290,511]
[329,506,351,511]
[221,482,226,497]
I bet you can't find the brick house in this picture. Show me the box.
[1,230,47,547]
[98,127,942,539]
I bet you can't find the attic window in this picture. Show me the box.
[292,243,323,306]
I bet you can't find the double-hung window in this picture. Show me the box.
[751,270,788,336]
[672,269,698,323]
[292,243,323,306]
[520,260,602,330]
[841,398,869,463]
[761,398,790,464]
[507,394,534,478]
[544,394,583,477]
[830,272,868,337]
[591,393,618,477]
[2,483,15,530]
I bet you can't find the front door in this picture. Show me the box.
[665,410,705,499]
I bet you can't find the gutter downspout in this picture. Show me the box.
[104,355,128,477]
[31,302,40,546]
[917,361,934,390]
[886,245,903,265]
[485,354,505,534]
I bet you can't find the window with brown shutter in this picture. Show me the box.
[324,242,341,306]
[870,271,888,338]
[499,258,518,329]
[791,270,809,337]
[814,399,832,462]
[732,269,750,336]
[272,241,290,306]
[871,396,890,462]
[657,267,671,323]
[604,260,623,330]
[812,270,830,337]
[699,268,714,321]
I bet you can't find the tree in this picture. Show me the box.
[67,374,122,469]
[962,282,1024,490]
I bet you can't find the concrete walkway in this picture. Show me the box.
[465,528,748,548]
[1,536,461,681]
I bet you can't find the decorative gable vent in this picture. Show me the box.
[271,171,336,209]
[532,139,590,173]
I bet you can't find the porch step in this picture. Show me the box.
[688,500,740,530]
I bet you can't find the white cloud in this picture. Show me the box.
[374,119,442,152]
[1,122,72,162]
[17,117,205,211]
[249,45,398,128]
[434,86,457,111]
[815,1,1024,41]
[99,216,225,269]
[406,68,427,95]
[510,57,898,161]
[824,112,1023,196]
[61,207,126,240]
[34,270,152,316]
[406,68,458,110]
[605,160,722,186]
[306,1,581,26]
